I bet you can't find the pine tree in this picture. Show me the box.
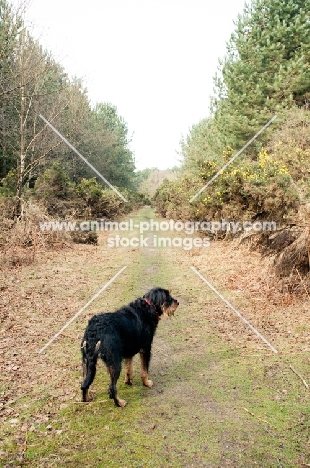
[212,0,310,149]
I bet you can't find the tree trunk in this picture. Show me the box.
[13,29,25,219]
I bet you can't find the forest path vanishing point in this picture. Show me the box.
[1,206,310,467]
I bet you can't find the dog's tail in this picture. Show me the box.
[81,339,101,400]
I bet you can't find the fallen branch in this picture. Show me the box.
[73,399,109,404]
[243,407,276,428]
[289,364,309,389]
[60,332,76,340]
[295,268,310,299]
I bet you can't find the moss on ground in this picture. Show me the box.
[1,207,310,467]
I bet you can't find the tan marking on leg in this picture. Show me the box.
[140,353,153,387]
[81,340,87,350]
[107,366,126,407]
[94,340,101,353]
[84,388,91,402]
[124,358,133,385]
[115,396,127,407]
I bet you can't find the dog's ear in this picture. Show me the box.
[146,287,167,306]
[159,289,168,304]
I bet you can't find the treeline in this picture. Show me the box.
[153,0,310,282]
[154,0,310,226]
[0,0,143,219]
[138,167,178,197]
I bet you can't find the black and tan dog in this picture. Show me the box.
[81,287,179,407]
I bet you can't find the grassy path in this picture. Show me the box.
[1,207,310,467]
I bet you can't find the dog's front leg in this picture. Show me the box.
[124,358,133,385]
[139,350,153,387]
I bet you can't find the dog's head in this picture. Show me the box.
[143,287,179,318]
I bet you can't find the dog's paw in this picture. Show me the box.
[116,398,127,407]
[143,379,153,388]
[124,377,133,385]
[82,389,92,402]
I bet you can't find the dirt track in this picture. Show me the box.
[1,207,310,467]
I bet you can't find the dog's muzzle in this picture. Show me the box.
[162,299,179,318]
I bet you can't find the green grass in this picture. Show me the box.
[1,207,310,467]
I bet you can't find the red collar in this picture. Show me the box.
[143,298,160,320]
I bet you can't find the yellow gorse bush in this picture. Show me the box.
[153,142,299,224]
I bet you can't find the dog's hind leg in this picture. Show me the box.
[81,340,91,401]
[81,358,97,402]
[124,358,133,385]
[139,350,153,388]
[81,341,88,380]
[107,362,126,407]
[81,340,102,401]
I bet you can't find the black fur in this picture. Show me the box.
[80,287,179,407]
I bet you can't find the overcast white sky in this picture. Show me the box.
[14,0,246,170]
